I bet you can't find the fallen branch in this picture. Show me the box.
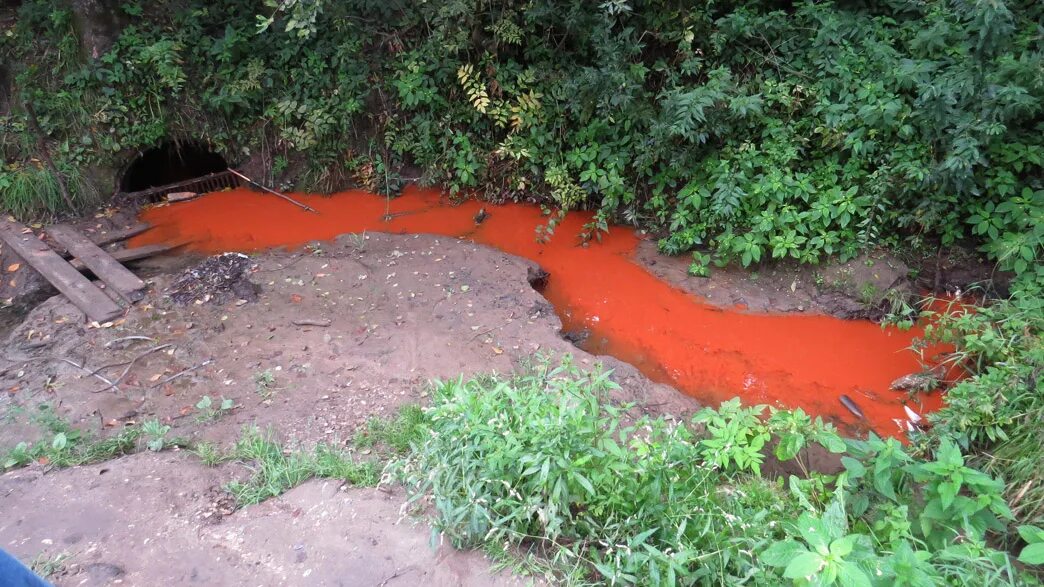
[105,335,157,349]
[150,358,213,388]
[227,168,319,214]
[291,319,332,327]
[91,344,175,393]
[2,354,114,387]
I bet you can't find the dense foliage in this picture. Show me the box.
[1,0,1041,277]
[2,1,1043,581]
[395,360,1038,585]
[917,284,1044,535]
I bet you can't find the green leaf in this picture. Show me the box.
[1017,526,1044,544]
[830,535,855,557]
[1019,543,1044,566]
[798,514,831,552]
[836,561,873,587]
[52,432,68,450]
[783,552,823,579]
[841,456,865,478]
[775,432,804,461]
[937,480,957,510]
[762,540,807,567]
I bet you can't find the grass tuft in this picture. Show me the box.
[224,426,379,505]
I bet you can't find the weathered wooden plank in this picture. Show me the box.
[0,220,123,322]
[69,241,188,271]
[56,224,152,259]
[47,224,146,303]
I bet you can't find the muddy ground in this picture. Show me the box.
[0,231,688,586]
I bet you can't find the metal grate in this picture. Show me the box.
[118,169,240,200]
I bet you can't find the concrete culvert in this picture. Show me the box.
[120,140,228,196]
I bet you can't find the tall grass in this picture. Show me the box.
[0,162,99,219]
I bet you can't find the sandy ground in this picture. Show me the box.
[0,231,689,586]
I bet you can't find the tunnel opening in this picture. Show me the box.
[120,140,229,194]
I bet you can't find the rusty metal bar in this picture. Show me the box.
[118,170,241,200]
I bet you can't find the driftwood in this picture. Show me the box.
[228,168,319,214]
[291,319,332,327]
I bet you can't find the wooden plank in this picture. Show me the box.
[0,219,123,322]
[46,225,146,303]
[69,241,189,271]
[56,224,152,258]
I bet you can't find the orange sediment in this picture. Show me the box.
[131,186,943,435]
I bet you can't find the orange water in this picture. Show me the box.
[131,186,942,435]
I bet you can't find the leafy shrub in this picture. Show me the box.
[395,359,809,583]
[4,0,1041,283]
[395,359,1031,585]
[918,282,1044,533]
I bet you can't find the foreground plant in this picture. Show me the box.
[394,359,1032,585]
[224,426,380,505]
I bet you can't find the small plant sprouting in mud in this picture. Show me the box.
[344,231,368,253]
[31,551,70,578]
[859,282,879,305]
[195,395,234,423]
[687,251,712,278]
[193,441,224,466]
[142,419,172,452]
[254,369,277,399]
[305,242,325,256]
[2,408,141,470]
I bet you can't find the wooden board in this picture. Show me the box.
[47,224,146,302]
[56,224,152,259]
[0,220,123,322]
[69,241,188,271]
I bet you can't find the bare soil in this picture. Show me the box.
[0,231,687,586]
[0,453,526,586]
[633,240,913,319]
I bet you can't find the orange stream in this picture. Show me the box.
[131,186,943,435]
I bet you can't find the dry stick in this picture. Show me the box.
[1,355,114,387]
[150,358,213,388]
[24,101,77,212]
[91,343,174,393]
[104,335,157,349]
[291,319,332,327]
[227,168,319,214]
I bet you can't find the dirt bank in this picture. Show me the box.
[0,452,526,586]
[0,231,686,585]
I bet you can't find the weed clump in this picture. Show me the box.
[223,427,379,505]
[393,359,1033,585]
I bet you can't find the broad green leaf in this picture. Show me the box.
[783,552,824,579]
[761,540,807,567]
[1019,544,1044,566]
[836,561,873,587]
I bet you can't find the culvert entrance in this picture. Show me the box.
[119,140,239,200]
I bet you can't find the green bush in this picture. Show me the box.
[918,282,1044,533]
[3,0,1041,278]
[394,360,1030,585]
